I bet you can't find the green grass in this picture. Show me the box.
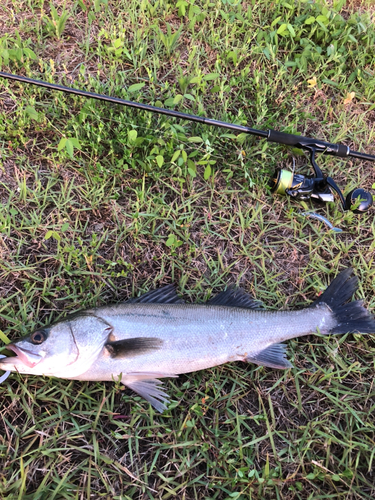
[1,0,375,498]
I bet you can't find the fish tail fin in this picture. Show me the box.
[313,268,375,335]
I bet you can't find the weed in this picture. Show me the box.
[42,3,70,39]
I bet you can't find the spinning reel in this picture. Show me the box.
[0,71,374,215]
[270,146,373,214]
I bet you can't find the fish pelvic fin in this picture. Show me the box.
[246,343,292,369]
[312,268,375,335]
[122,372,178,413]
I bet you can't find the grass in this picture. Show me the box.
[0,0,375,498]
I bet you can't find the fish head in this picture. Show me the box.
[0,312,112,377]
[0,320,80,376]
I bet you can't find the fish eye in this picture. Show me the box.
[30,330,47,345]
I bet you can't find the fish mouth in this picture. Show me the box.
[5,345,43,368]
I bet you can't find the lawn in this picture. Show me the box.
[0,0,375,498]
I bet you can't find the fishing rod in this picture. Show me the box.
[1,71,374,214]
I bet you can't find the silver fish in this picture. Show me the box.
[0,268,374,412]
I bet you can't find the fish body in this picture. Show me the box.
[72,302,335,380]
[1,268,374,411]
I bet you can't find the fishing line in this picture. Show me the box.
[0,355,10,384]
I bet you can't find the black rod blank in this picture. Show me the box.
[1,71,374,162]
[0,71,267,137]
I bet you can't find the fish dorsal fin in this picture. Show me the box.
[246,343,292,369]
[207,286,263,309]
[127,284,184,304]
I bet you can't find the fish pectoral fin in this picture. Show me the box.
[105,337,163,358]
[123,372,178,413]
[208,286,263,309]
[246,343,292,369]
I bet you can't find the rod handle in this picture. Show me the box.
[267,129,349,157]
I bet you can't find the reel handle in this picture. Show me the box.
[345,188,373,213]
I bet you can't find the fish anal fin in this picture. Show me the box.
[123,372,178,413]
[127,285,184,304]
[246,343,292,369]
[105,337,163,358]
[208,286,263,309]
